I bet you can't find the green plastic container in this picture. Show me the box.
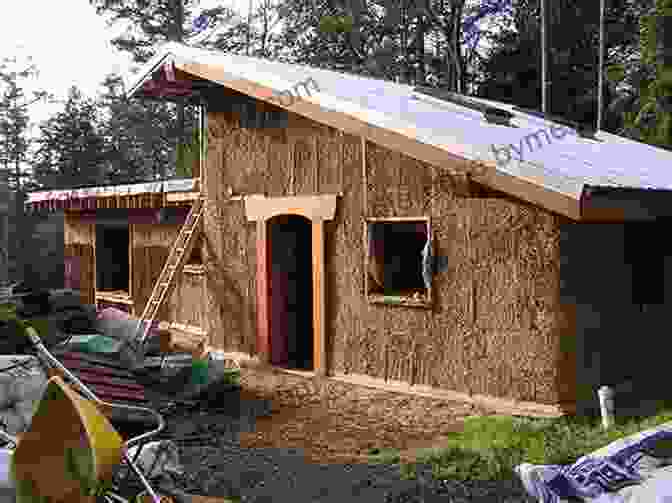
[65,334,124,354]
[190,358,210,385]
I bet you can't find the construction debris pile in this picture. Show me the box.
[0,288,240,435]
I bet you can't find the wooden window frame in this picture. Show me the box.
[365,216,433,308]
[94,221,134,309]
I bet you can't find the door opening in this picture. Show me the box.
[95,223,129,293]
[268,214,313,370]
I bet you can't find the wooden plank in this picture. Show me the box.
[166,191,200,203]
[95,291,134,305]
[128,223,134,303]
[329,371,575,417]
[312,219,326,375]
[362,137,368,216]
[256,219,270,363]
[244,194,337,222]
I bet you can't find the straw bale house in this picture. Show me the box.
[26,179,204,326]
[28,42,672,416]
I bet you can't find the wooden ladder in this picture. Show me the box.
[135,197,205,346]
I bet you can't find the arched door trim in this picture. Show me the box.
[245,194,337,375]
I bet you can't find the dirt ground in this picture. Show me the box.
[237,367,493,465]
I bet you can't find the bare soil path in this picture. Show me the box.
[157,366,533,502]
[237,367,491,464]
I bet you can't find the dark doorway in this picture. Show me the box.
[268,215,313,370]
[96,223,129,292]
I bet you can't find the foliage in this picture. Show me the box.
[175,124,202,178]
[609,0,672,147]
[0,56,51,282]
[476,0,646,131]
[369,409,672,482]
[32,87,109,190]
[89,1,224,182]
[97,74,187,182]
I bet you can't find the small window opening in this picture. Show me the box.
[187,236,203,265]
[96,223,129,293]
[366,219,432,304]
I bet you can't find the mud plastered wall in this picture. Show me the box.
[204,93,571,405]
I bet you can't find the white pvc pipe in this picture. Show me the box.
[598,385,615,429]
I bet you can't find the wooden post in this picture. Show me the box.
[361,137,368,216]
[128,223,134,316]
[256,219,270,364]
[312,218,327,375]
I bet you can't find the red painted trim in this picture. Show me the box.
[256,221,270,362]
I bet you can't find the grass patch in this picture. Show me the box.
[370,409,672,482]
[368,447,401,465]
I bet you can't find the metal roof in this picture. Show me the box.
[125,43,672,220]
[26,178,196,206]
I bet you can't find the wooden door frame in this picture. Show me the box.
[245,194,337,375]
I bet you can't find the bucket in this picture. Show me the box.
[190,358,209,386]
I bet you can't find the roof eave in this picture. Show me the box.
[125,51,178,100]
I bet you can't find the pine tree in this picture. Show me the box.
[32,87,109,190]
[0,56,50,283]
[614,0,672,147]
[97,74,180,182]
[89,1,239,180]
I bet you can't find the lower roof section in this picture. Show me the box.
[25,178,198,213]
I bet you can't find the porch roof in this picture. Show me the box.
[25,178,198,213]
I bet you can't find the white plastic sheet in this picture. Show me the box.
[0,356,47,436]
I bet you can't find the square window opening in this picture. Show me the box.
[366,219,432,303]
[95,223,129,293]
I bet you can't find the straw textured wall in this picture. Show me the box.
[131,222,205,326]
[203,96,574,406]
[64,212,95,304]
[63,212,205,325]
[204,105,258,354]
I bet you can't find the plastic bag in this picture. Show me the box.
[126,441,182,480]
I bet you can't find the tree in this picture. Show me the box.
[97,74,184,182]
[32,87,109,190]
[0,56,50,283]
[275,0,509,91]
[90,1,241,180]
[476,0,647,130]
[608,0,672,148]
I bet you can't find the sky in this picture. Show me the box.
[0,0,251,133]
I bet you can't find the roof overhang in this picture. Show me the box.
[125,49,586,220]
[25,179,198,214]
[127,46,672,223]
